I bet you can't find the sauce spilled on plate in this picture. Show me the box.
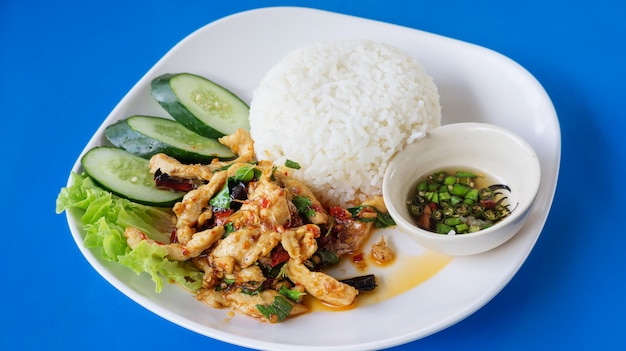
[306,249,452,312]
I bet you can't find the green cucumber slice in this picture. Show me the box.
[81,146,184,207]
[105,115,236,164]
[150,73,250,138]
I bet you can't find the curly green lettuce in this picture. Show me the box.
[56,172,203,292]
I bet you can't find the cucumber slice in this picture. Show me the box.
[150,73,250,138]
[105,115,236,164]
[81,146,184,207]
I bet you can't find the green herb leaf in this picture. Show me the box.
[285,159,301,169]
[256,295,293,322]
[223,222,235,238]
[279,285,306,303]
[56,172,203,293]
[209,182,231,209]
[347,205,396,228]
[269,166,278,181]
[292,196,315,218]
[315,249,340,266]
[375,211,396,228]
[234,165,261,182]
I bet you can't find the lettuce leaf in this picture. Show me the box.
[118,240,203,293]
[56,172,202,292]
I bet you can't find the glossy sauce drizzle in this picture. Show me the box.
[306,249,452,312]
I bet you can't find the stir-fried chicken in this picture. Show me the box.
[124,226,224,261]
[209,228,281,270]
[319,196,388,256]
[285,259,358,307]
[197,288,308,322]
[217,128,255,163]
[122,129,392,323]
[281,225,320,263]
[274,173,329,225]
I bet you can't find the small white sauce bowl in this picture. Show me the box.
[383,122,541,256]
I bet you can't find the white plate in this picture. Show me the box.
[65,6,560,351]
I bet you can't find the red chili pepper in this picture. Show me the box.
[305,224,321,238]
[170,229,178,244]
[270,245,290,267]
[481,199,496,209]
[261,197,271,209]
[353,253,364,264]
[330,206,351,220]
[213,209,233,226]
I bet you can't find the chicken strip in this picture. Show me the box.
[245,176,291,227]
[173,171,228,243]
[281,224,320,263]
[274,172,329,225]
[124,226,224,261]
[218,128,255,164]
[148,129,256,181]
[210,228,281,270]
[286,259,358,307]
[196,288,307,323]
[149,153,217,181]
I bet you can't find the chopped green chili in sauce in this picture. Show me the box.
[407,169,513,235]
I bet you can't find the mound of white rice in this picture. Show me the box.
[249,39,441,207]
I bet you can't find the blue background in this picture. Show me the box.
[2,1,625,350]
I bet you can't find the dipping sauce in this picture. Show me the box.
[406,169,512,235]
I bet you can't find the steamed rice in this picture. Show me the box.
[249,39,441,207]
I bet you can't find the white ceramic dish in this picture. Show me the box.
[64,6,560,351]
[383,122,542,256]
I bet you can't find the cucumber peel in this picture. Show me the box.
[105,115,236,164]
[150,73,250,138]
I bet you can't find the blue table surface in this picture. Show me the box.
[3,1,625,350]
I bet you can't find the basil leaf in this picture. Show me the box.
[209,183,231,209]
[256,295,292,322]
[292,196,315,218]
[223,222,235,238]
[375,211,396,228]
[234,165,261,182]
[347,205,396,228]
[315,249,339,266]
